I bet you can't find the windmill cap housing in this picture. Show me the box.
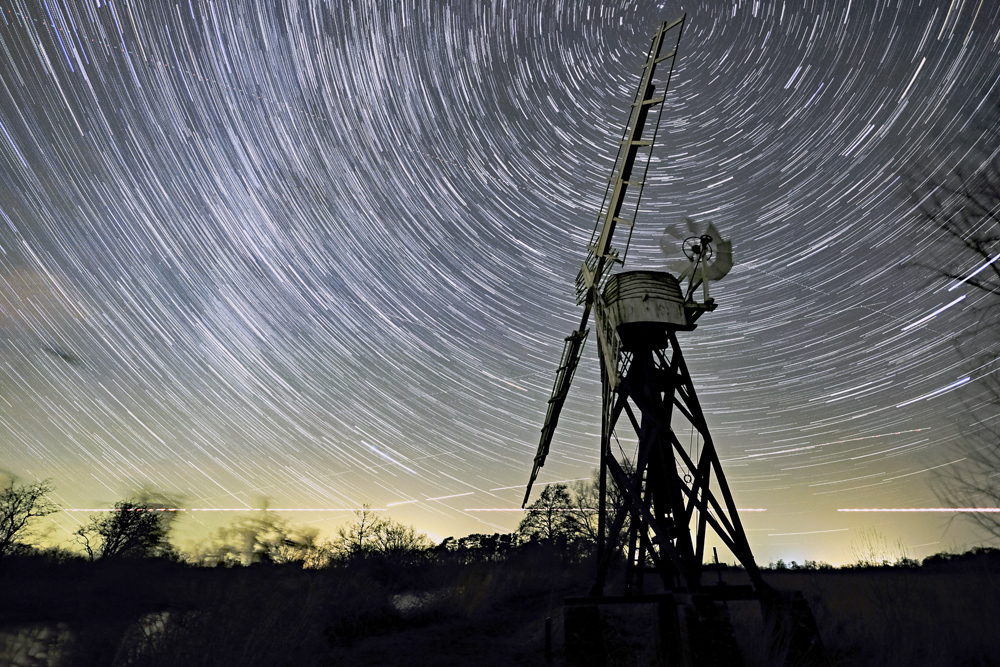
[601,271,698,349]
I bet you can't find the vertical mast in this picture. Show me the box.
[524,16,686,506]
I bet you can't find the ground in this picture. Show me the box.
[2,552,1000,667]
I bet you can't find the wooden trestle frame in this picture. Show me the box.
[593,328,765,596]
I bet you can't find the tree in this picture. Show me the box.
[372,520,433,554]
[211,511,286,565]
[912,105,1000,540]
[570,463,633,550]
[178,497,327,566]
[516,483,587,544]
[570,475,600,543]
[75,500,172,559]
[270,525,323,565]
[331,505,385,557]
[327,506,432,559]
[448,532,515,562]
[0,477,58,557]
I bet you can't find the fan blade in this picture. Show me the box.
[660,226,694,280]
[665,256,693,269]
[704,239,733,280]
[523,325,590,506]
[659,226,689,259]
[704,222,723,246]
[659,227,685,259]
[661,224,686,242]
[685,217,700,237]
[666,258,695,275]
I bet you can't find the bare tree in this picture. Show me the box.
[331,505,385,557]
[210,511,282,565]
[372,520,433,554]
[0,476,58,557]
[516,483,587,544]
[179,508,325,567]
[912,156,1000,299]
[912,107,1000,539]
[570,475,600,543]
[570,462,633,550]
[326,506,432,559]
[134,487,184,534]
[269,526,323,565]
[75,500,172,559]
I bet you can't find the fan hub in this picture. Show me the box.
[682,236,715,263]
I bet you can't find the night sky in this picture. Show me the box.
[1,0,999,564]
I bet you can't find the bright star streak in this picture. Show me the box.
[900,294,967,331]
[947,249,1000,291]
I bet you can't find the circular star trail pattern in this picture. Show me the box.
[0,0,998,561]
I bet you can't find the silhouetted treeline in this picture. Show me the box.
[0,475,605,569]
[0,533,596,667]
[6,476,1000,666]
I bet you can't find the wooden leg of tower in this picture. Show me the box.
[635,512,648,594]
[591,503,630,597]
[597,426,609,585]
[625,518,638,595]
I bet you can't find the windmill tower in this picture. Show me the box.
[522,15,767,601]
[520,19,830,666]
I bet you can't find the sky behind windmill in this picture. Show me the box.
[1,0,999,564]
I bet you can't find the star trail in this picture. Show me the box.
[1,0,999,563]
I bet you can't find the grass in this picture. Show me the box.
[2,550,1000,666]
[765,569,1000,667]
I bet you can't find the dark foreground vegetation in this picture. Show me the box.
[4,478,1000,665]
[0,545,591,667]
[749,553,1000,667]
[2,545,1000,667]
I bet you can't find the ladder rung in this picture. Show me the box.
[613,217,633,228]
[645,49,677,68]
[586,244,625,258]
[653,18,684,41]
[662,17,685,33]
[608,175,644,186]
[634,96,665,107]
[654,49,677,64]
[622,139,654,147]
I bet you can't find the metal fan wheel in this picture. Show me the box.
[682,235,715,263]
[660,220,733,282]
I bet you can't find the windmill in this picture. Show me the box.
[522,15,767,600]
